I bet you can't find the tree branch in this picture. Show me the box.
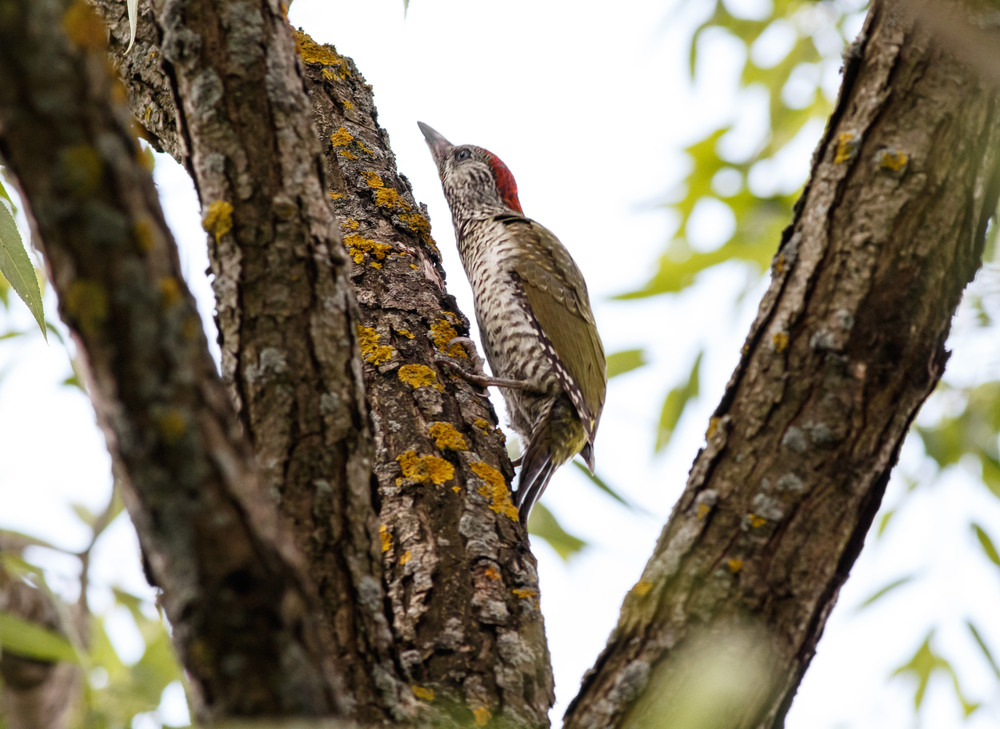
[89,1,554,724]
[564,2,1000,727]
[0,0,347,720]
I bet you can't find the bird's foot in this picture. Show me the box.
[435,354,531,391]
[435,336,532,391]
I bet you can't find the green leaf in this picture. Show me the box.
[571,460,636,510]
[892,632,942,710]
[0,611,78,663]
[892,631,980,715]
[972,523,1000,568]
[855,574,914,610]
[876,508,894,538]
[606,348,647,378]
[0,528,67,553]
[655,351,703,452]
[966,620,1000,680]
[527,503,586,561]
[71,502,97,528]
[0,196,46,339]
[0,553,48,583]
[981,452,1000,499]
[0,178,13,206]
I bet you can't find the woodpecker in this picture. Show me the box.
[418,122,606,520]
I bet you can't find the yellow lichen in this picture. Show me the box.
[834,132,857,164]
[356,140,375,156]
[395,328,414,339]
[339,149,357,161]
[341,218,360,231]
[484,565,501,580]
[62,0,106,49]
[411,685,435,702]
[772,331,789,353]
[182,315,202,341]
[747,513,767,529]
[321,68,336,81]
[398,210,435,247]
[157,409,187,445]
[202,201,234,243]
[343,233,394,265]
[133,218,155,252]
[697,503,712,520]
[430,318,468,359]
[329,192,343,200]
[471,461,518,521]
[775,254,787,274]
[632,580,653,597]
[293,30,348,77]
[158,277,182,308]
[512,587,539,609]
[330,127,353,147]
[727,558,744,574]
[398,364,443,391]
[472,706,492,726]
[379,524,392,553]
[399,550,413,565]
[60,145,104,196]
[706,416,721,439]
[473,418,493,434]
[375,187,410,211]
[356,324,393,365]
[429,422,468,451]
[878,148,908,172]
[64,280,108,336]
[362,170,384,189]
[396,451,454,485]
[342,99,354,110]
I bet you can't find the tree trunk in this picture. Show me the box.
[564,3,1000,727]
[1,0,997,728]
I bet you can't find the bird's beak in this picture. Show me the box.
[418,121,452,161]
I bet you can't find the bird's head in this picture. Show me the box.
[418,122,523,215]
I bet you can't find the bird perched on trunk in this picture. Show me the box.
[418,122,606,520]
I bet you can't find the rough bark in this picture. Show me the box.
[120,1,402,722]
[91,1,554,725]
[299,38,554,729]
[0,0,346,720]
[563,3,1000,728]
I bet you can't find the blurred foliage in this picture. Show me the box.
[0,492,187,729]
[527,504,587,561]
[655,350,702,453]
[892,632,980,716]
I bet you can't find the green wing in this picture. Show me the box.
[510,220,606,436]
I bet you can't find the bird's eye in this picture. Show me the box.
[455,149,471,162]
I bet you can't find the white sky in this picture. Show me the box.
[1,1,999,727]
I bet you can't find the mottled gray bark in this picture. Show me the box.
[91,0,554,725]
[563,2,1000,728]
[0,0,346,720]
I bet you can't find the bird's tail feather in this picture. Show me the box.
[514,435,555,521]
[580,440,596,473]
